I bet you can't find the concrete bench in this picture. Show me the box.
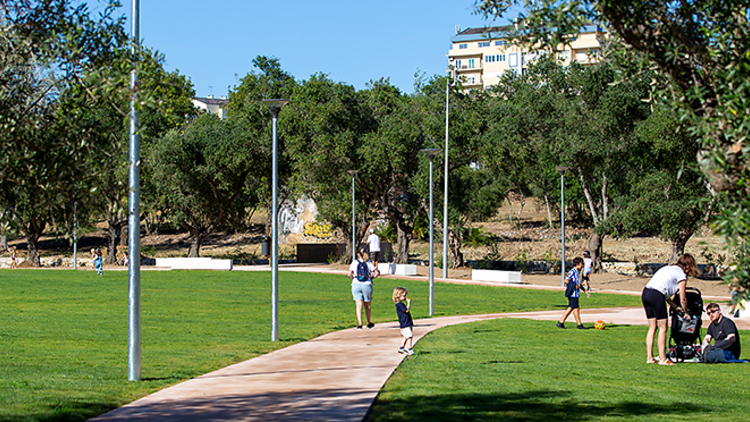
[378,263,417,276]
[155,257,233,271]
[472,269,522,284]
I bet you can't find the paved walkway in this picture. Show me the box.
[90,267,749,422]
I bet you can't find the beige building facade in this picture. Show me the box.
[447,24,606,89]
[192,96,229,119]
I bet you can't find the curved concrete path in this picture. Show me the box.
[91,305,748,422]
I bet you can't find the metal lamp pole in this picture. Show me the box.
[127,0,142,381]
[555,166,570,287]
[73,184,77,270]
[443,66,455,279]
[348,170,359,262]
[262,99,289,342]
[421,148,440,316]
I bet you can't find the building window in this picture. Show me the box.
[459,43,468,49]
[468,58,475,68]
[509,53,518,67]
[456,59,462,69]
[478,41,490,48]
[557,50,571,60]
[495,40,506,46]
[468,76,475,84]
[499,54,506,62]
[486,55,494,63]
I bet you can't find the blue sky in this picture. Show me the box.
[110,1,513,97]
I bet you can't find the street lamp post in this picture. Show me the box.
[421,148,440,316]
[347,170,359,262]
[127,0,141,382]
[443,66,455,279]
[73,184,77,270]
[555,166,570,287]
[262,98,289,342]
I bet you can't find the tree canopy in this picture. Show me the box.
[0,0,129,265]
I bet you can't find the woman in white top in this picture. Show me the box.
[348,248,379,329]
[641,253,699,365]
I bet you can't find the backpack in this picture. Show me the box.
[356,260,370,281]
[564,279,577,297]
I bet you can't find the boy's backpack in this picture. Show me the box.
[356,260,370,281]
[564,279,576,297]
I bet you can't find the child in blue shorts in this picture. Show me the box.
[393,287,415,355]
[557,257,590,329]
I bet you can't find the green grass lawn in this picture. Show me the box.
[0,269,639,422]
[367,318,750,422]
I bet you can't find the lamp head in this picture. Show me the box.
[420,148,441,160]
[261,99,289,116]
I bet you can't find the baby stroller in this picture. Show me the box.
[667,287,704,363]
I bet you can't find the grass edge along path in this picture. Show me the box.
[367,318,750,422]
[0,269,639,422]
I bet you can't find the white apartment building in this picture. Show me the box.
[193,96,229,119]
[448,24,606,89]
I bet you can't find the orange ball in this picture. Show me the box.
[595,320,606,330]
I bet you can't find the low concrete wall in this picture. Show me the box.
[378,263,417,276]
[155,257,233,271]
[472,269,522,284]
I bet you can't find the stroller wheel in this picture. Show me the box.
[668,347,682,363]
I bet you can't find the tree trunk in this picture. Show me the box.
[668,231,694,265]
[24,218,45,267]
[188,232,204,257]
[342,221,368,264]
[26,233,41,267]
[144,211,163,236]
[0,234,6,251]
[105,220,124,264]
[394,220,412,264]
[357,223,370,253]
[506,197,514,226]
[515,192,525,223]
[544,194,553,228]
[587,232,604,272]
[448,227,464,269]
[120,226,128,246]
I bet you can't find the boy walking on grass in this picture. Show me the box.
[393,287,415,355]
[557,257,590,330]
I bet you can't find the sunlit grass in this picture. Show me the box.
[368,318,750,422]
[0,269,638,421]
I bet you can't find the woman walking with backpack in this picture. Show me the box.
[348,248,379,329]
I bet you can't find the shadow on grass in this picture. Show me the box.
[0,400,121,422]
[367,390,709,422]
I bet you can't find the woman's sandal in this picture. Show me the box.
[646,358,657,364]
[658,359,674,366]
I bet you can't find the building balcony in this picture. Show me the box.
[448,48,483,57]
[456,66,483,73]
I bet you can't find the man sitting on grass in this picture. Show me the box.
[703,302,742,361]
